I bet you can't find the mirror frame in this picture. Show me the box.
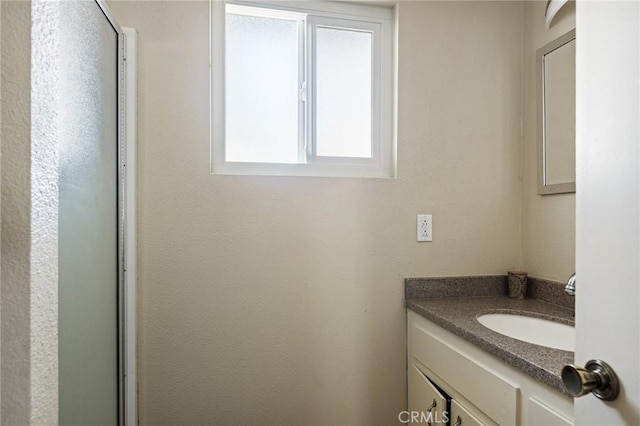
[537,29,576,195]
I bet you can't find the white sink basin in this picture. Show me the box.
[477,313,574,352]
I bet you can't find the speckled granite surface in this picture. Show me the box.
[405,275,507,299]
[405,276,575,394]
[527,277,575,310]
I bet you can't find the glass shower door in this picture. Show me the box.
[58,1,123,424]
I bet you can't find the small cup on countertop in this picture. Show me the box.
[508,271,528,299]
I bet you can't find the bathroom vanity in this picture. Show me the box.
[406,276,574,425]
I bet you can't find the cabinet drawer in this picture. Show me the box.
[451,399,487,426]
[529,398,573,426]
[411,320,518,425]
[408,363,448,425]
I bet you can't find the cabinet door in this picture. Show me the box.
[408,364,448,425]
[410,318,518,425]
[450,399,488,426]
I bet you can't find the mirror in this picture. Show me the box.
[537,29,576,195]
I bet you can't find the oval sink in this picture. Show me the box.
[477,313,574,352]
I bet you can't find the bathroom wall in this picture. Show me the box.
[109,1,523,424]
[0,4,2,419]
[521,1,576,282]
[1,2,32,423]
[0,1,3,422]
[0,1,2,417]
[1,1,60,423]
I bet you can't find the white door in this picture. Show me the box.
[575,1,639,425]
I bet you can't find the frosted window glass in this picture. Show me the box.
[316,26,372,158]
[225,12,299,163]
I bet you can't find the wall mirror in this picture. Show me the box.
[537,29,576,195]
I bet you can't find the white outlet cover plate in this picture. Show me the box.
[417,214,432,242]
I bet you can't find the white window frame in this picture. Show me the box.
[210,0,396,178]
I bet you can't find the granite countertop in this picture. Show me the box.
[405,276,575,394]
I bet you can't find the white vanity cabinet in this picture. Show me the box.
[407,310,573,426]
[450,400,487,426]
[409,362,495,426]
[408,364,448,425]
[528,398,573,426]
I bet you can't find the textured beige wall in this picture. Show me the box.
[0,0,2,417]
[0,1,3,420]
[521,1,576,282]
[29,0,60,422]
[1,1,60,424]
[109,1,523,424]
[1,2,32,423]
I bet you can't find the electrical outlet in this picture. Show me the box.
[417,214,432,242]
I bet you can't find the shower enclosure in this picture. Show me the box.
[57,1,130,424]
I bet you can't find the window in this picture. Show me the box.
[211,1,396,178]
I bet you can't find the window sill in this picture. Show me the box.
[210,161,395,179]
